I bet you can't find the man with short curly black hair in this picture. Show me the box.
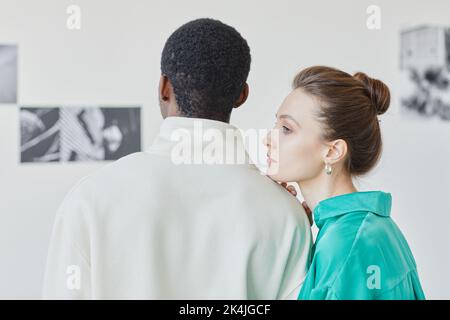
[43,18,312,300]
[159,18,250,122]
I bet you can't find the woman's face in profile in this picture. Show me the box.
[266,88,327,183]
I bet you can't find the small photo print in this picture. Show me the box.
[0,44,18,104]
[399,25,450,121]
[20,106,141,163]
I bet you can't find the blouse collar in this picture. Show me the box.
[314,191,392,228]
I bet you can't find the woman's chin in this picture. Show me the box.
[266,170,285,183]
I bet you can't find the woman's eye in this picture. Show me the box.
[282,126,291,133]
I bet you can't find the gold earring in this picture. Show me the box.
[325,163,332,175]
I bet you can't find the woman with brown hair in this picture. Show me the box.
[265,66,425,299]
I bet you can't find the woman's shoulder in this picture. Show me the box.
[314,211,417,297]
[312,211,372,284]
[316,211,371,256]
[313,211,396,277]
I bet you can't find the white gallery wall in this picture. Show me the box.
[1,0,449,299]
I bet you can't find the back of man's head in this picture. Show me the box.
[160,18,251,122]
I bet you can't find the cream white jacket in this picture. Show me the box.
[43,116,312,299]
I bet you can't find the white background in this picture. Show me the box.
[0,0,449,299]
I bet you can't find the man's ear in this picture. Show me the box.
[159,75,180,118]
[159,75,171,103]
[234,83,249,109]
[323,139,348,165]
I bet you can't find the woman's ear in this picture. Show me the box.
[323,139,348,165]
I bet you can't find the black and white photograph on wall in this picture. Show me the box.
[0,44,18,104]
[20,106,141,163]
[20,107,59,162]
[400,25,450,121]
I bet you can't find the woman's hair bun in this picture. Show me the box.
[353,72,390,115]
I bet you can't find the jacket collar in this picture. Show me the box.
[147,116,253,166]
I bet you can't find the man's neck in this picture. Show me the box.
[168,112,231,124]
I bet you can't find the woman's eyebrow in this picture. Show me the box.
[278,114,300,126]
